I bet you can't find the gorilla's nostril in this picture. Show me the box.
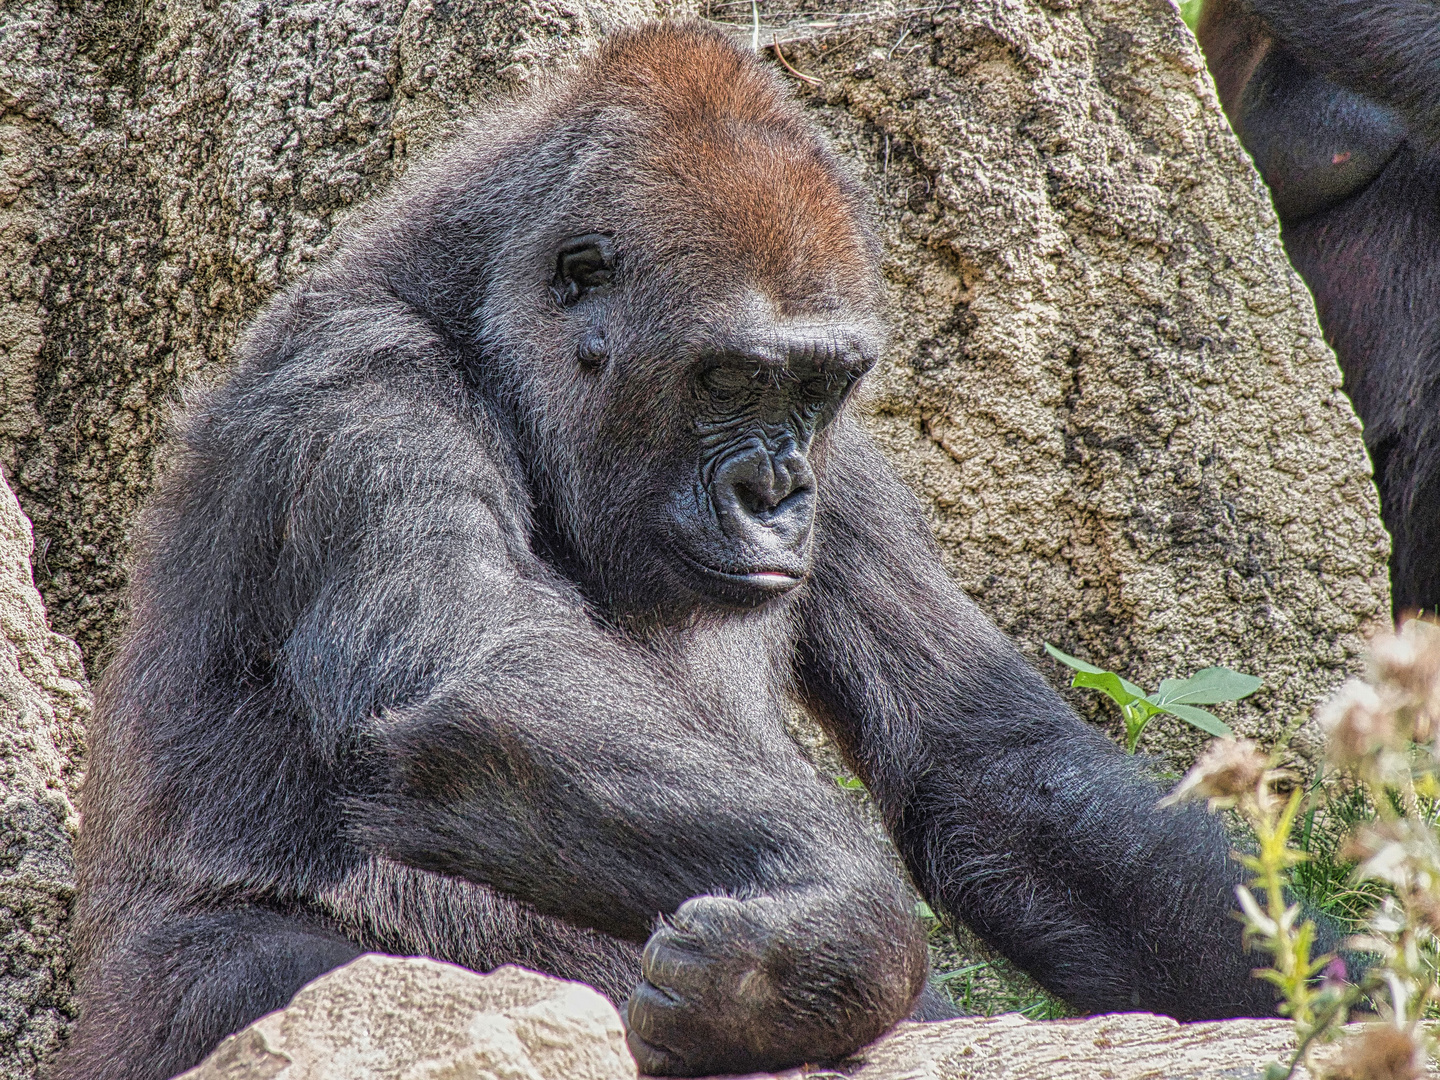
[738,481,810,522]
[713,446,814,528]
[737,481,780,517]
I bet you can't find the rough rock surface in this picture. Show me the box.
[0,468,88,1080]
[181,957,1351,1080]
[764,1011,1346,1080]
[177,956,638,1080]
[0,0,1388,758]
[750,1,1388,758]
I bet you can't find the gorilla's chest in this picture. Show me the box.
[650,609,796,747]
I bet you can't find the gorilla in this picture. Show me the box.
[57,22,1276,1080]
[1196,0,1440,618]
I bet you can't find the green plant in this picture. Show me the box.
[1168,618,1440,1080]
[1291,773,1389,928]
[1166,744,1343,1077]
[1177,0,1204,32]
[1044,643,1261,753]
[922,913,1073,1020]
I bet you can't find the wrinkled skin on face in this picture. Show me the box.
[667,331,872,605]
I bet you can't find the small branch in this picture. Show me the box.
[771,34,823,87]
[887,26,911,60]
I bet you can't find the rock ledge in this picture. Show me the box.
[180,955,1340,1080]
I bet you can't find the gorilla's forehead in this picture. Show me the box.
[697,290,884,372]
[559,24,878,301]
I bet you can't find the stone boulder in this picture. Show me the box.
[764,1,1389,758]
[180,956,1353,1080]
[176,956,638,1080]
[0,467,89,1080]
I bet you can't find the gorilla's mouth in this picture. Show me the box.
[673,548,806,602]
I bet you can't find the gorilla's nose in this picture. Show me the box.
[714,444,814,538]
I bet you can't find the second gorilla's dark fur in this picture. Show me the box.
[1198,0,1440,617]
[58,23,1276,1080]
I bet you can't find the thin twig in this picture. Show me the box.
[752,0,760,53]
[886,26,911,59]
[771,34,824,87]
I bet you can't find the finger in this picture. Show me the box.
[625,979,687,1045]
[625,1027,687,1077]
[641,936,718,996]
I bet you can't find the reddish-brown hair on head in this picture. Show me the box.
[575,21,878,314]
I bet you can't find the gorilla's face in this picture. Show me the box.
[540,227,879,612]
[484,71,883,617]
[661,314,876,607]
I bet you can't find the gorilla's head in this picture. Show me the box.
[386,23,882,614]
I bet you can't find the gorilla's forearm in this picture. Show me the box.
[347,653,903,944]
[1241,0,1440,143]
[261,390,903,945]
[797,422,1272,1018]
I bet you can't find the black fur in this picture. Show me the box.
[57,22,1274,1080]
[1198,0,1440,616]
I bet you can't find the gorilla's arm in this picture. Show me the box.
[276,384,898,931]
[796,421,1272,1019]
[265,376,924,1072]
[1241,0,1440,144]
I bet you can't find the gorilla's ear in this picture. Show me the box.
[553,234,616,307]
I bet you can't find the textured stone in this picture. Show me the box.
[756,1011,1353,1079]
[745,1,1390,760]
[179,958,1364,1080]
[0,468,89,1080]
[0,0,1388,762]
[175,956,638,1080]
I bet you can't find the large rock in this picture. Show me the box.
[773,1011,1342,1079]
[181,956,1351,1080]
[0,0,1388,759]
[0,468,89,1080]
[176,956,638,1080]
[762,1,1389,757]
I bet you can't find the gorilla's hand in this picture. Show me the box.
[625,893,921,1076]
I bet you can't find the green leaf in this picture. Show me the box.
[834,775,866,791]
[915,900,936,920]
[934,962,992,983]
[1153,701,1233,739]
[1043,642,1107,675]
[1071,669,1150,703]
[1070,670,1140,708]
[1152,667,1263,706]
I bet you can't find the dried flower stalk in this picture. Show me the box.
[1171,618,1440,1080]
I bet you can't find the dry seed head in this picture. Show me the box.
[1370,619,1440,703]
[1406,889,1440,939]
[1319,679,1400,767]
[1342,820,1437,888]
[1164,738,1269,809]
[1326,1024,1426,1080]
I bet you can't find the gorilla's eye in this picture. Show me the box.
[553,234,615,307]
[700,367,757,402]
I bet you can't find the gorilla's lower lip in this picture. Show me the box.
[675,550,805,594]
